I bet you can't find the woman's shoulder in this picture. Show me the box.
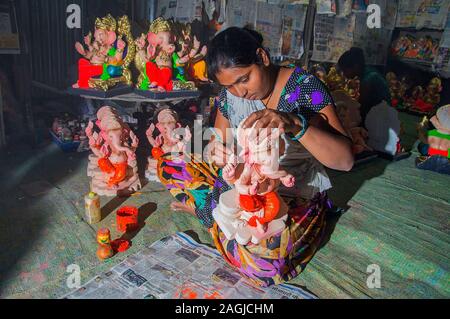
[278,66,333,120]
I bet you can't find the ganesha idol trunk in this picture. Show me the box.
[87,154,141,196]
[212,189,289,246]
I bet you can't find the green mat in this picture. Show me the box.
[0,113,448,299]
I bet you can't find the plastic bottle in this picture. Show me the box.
[84,192,101,224]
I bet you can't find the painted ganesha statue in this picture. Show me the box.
[134,17,203,93]
[74,14,135,91]
[86,106,141,196]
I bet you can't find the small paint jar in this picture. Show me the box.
[116,206,138,233]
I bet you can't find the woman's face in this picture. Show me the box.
[214,49,272,100]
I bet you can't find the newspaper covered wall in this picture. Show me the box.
[62,232,317,299]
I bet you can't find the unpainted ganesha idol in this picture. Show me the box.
[86,106,141,196]
[213,122,293,245]
[145,109,191,181]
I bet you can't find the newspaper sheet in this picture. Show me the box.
[157,0,203,22]
[396,0,449,29]
[316,0,337,15]
[226,0,257,28]
[396,0,422,28]
[415,0,450,30]
[255,1,283,57]
[312,13,355,63]
[62,233,317,299]
[280,4,308,58]
[336,0,353,17]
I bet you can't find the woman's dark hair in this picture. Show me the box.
[206,27,269,81]
[337,47,365,70]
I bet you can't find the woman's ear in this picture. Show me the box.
[256,48,270,67]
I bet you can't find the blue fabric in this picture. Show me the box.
[416,156,450,175]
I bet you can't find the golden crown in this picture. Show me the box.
[149,17,172,34]
[95,14,117,32]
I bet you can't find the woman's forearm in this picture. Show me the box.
[299,125,354,171]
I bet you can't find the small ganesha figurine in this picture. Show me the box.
[325,66,346,91]
[213,122,294,245]
[145,108,191,181]
[86,106,141,196]
[74,14,135,91]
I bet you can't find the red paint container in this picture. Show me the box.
[116,206,138,233]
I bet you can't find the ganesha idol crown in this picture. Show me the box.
[95,14,117,31]
[212,189,289,246]
[149,17,172,33]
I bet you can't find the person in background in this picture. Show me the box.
[338,47,405,156]
[337,47,391,122]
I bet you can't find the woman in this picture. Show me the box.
[337,47,391,123]
[157,27,353,287]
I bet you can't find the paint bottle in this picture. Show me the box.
[84,192,101,224]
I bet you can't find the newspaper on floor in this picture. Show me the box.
[62,232,317,299]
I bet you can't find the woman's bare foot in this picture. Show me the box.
[170,201,196,216]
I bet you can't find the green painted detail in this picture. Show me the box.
[100,64,110,81]
[108,47,117,57]
[428,129,450,141]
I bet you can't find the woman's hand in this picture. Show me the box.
[241,109,303,140]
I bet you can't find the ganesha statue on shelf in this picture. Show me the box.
[344,77,360,101]
[145,108,191,181]
[74,15,135,91]
[134,17,197,92]
[86,106,141,196]
[325,67,346,92]
[386,72,408,108]
[172,21,209,83]
[212,122,293,245]
[423,77,442,110]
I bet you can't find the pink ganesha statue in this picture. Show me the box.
[86,106,141,196]
[74,15,135,91]
[212,122,294,245]
[145,109,191,181]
